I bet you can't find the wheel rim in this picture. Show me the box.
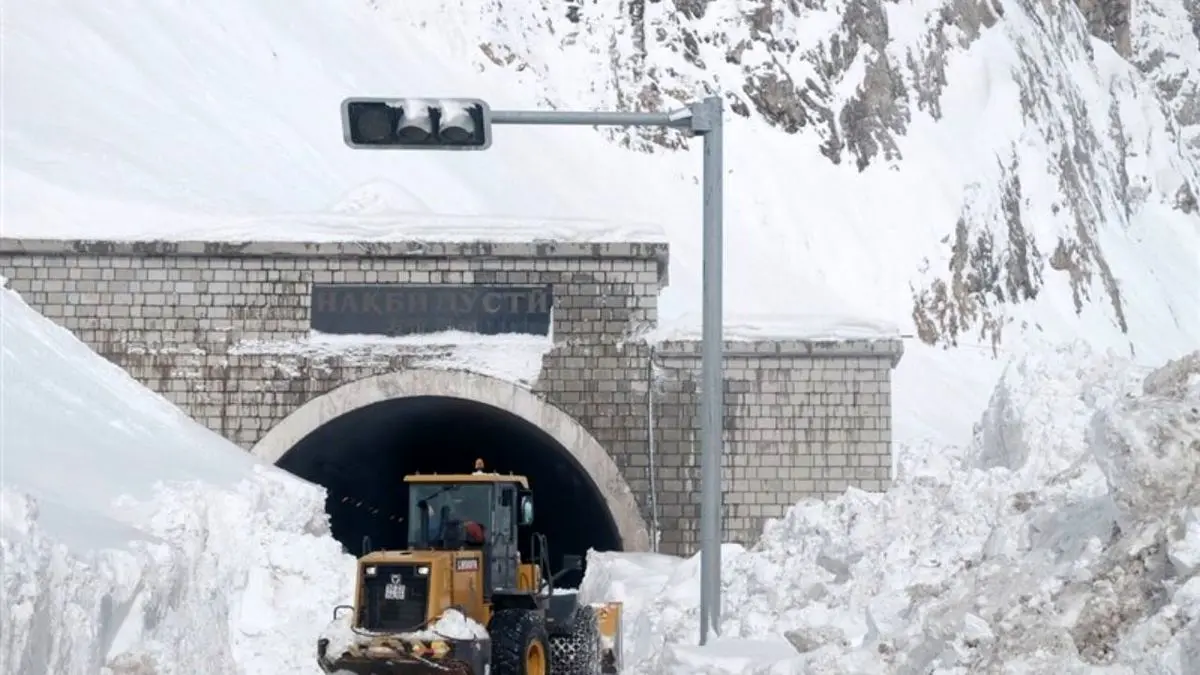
[525,639,546,675]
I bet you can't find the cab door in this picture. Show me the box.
[488,484,519,596]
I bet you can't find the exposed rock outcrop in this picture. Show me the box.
[407,0,1200,351]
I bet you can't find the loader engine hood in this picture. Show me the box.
[357,550,458,633]
[318,550,491,675]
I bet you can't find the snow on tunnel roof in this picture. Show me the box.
[0,202,669,245]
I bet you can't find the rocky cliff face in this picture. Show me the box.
[403,0,1200,352]
[1126,0,1200,153]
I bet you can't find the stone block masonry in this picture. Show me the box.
[647,338,903,551]
[0,239,669,349]
[0,237,905,556]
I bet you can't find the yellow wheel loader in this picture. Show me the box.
[317,460,624,675]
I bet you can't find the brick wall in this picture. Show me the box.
[0,240,666,347]
[0,238,665,528]
[0,237,905,555]
[648,338,902,551]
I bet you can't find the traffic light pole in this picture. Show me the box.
[491,97,725,645]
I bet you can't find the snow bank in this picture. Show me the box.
[1090,352,1200,530]
[0,284,356,674]
[581,343,1200,674]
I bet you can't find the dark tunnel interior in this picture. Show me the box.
[276,395,622,588]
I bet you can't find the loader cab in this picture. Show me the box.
[403,462,534,598]
[406,482,494,549]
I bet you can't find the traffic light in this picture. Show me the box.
[341,98,492,150]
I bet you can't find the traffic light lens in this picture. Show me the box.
[440,127,471,144]
[397,125,431,143]
[353,106,394,143]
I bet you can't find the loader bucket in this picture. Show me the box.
[591,601,624,674]
[317,632,489,675]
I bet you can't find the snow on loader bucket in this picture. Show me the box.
[317,619,491,675]
[317,599,624,675]
[316,461,625,675]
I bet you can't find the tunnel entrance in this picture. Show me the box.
[276,395,619,586]
[254,369,651,589]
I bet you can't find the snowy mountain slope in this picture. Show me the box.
[0,282,353,674]
[1072,0,1200,159]
[1123,0,1200,157]
[581,344,1200,674]
[0,1,676,236]
[404,0,1200,352]
[1,4,1199,673]
[4,0,1197,447]
[4,1,1196,340]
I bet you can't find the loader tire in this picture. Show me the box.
[549,605,602,675]
[489,608,550,675]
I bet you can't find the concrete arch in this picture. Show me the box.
[252,368,651,551]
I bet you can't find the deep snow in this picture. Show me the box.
[0,282,355,674]
[3,0,1200,673]
[5,270,1199,673]
[581,344,1200,674]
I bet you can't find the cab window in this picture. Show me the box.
[407,483,493,547]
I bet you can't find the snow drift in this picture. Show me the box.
[0,282,354,674]
[581,343,1200,674]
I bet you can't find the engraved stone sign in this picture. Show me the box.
[310,284,553,336]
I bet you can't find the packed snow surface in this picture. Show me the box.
[0,284,356,674]
[581,344,1200,674]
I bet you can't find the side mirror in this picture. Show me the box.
[519,495,534,526]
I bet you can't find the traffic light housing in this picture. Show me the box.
[341,98,492,150]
